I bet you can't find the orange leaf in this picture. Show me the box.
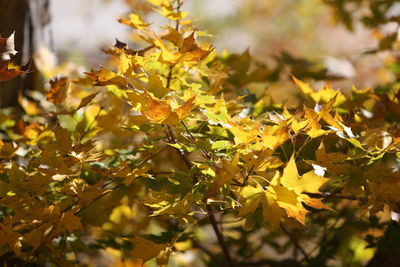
[176,95,196,119]
[47,76,68,104]
[0,62,28,82]
[143,97,172,123]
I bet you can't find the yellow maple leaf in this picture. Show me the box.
[127,91,196,124]
[154,0,188,21]
[269,173,308,224]
[153,36,181,65]
[144,97,172,122]
[147,74,170,98]
[226,122,259,145]
[124,166,151,186]
[260,125,290,150]
[85,67,127,87]
[272,156,330,223]
[176,95,196,120]
[303,106,328,138]
[292,76,346,106]
[18,92,41,116]
[0,221,22,256]
[239,182,283,231]
[240,156,330,226]
[116,53,137,76]
[129,236,167,263]
[162,26,184,47]
[118,13,150,30]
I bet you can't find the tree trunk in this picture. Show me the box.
[367,222,400,267]
[0,0,29,107]
[0,0,51,107]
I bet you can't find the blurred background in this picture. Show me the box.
[48,0,396,88]
[1,1,400,266]
[2,0,400,107]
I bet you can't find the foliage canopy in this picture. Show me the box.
[1,0,400,266]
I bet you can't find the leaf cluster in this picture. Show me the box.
[0,0,400,266]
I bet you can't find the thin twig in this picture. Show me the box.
[305,192,367,202]
[243,165,255,186]
[207,205,235,267]
[281,224,310,261]
[295,136,310,160]
[181,121,212,159]
[192,240,222,266]
[175,0,181,31]
[164,3,233,265]
[80,106,103,141]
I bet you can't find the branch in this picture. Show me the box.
[181,121,212,159]
[281,224,310,262]
[305,192,368,202]
[238,259,277,266]
[192,240,222,266]
[179,121,235,265]
[207,205,235,267]
[162,11,233,261]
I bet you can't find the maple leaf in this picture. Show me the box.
[118,13,150,30]
[239,183,283,230]
[292,76,346,106]
[13,120,41,140]
[61,211,83,232]
[0,221,22,256]
[0,140,16,159]
[147,74,170,98]
[47,76,68,105]
[152,31,210,67]
[154,0,188,20]
[77,92,99,110]
[176,95,196,119]
[84,67,128,87]
[179,32,212,67]
[0,62,29,81]
[128,236,167,263]
[153,36,181,65]
[313,143,350,176]
[74,184,110,208]
[225,122,259,145]
[124,166,151,186]
[162,26,184,47]
[127,91,196,124]
[0,33,31,81]
[260,124,290,150]
[279,156,328,194]
[208,154,241,197]
[240,156,330,227]
[367,179,400,215]
[18,92,41,116]
[144,97,174,122]
[273,156,330,222]
[303,106,328,138]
